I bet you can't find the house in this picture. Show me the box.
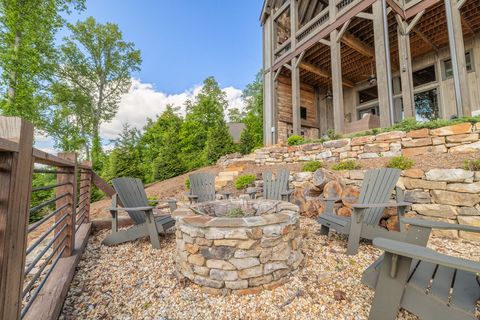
[260,0,480,145]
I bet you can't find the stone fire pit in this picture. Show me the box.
[172,199,303,294]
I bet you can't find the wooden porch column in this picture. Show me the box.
[0,117,34,320]
[397,24,415,118]
[263,14,275,145]
[291,57,302,135]
[445,0,471,116]
[373,0,394,128]
[330,29,345,134]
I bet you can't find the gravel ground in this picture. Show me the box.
[60,217,480,320]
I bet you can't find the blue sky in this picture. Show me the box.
[67,0,263,94]
[36,1,264,151]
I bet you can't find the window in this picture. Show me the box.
[358,86,378,104]
[413,65,436,87]
[300,107,307,120]
[358,106,380,119]
[443,51,474,79]
[415,89,439,122]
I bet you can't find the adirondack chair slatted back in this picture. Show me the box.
[263,169,289,200]
[189,173,216,203]
[358,168,401,226]
[112,177,150,225]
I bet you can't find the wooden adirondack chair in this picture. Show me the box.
[363,218,480,320]
[102,177,177,249]
[187,173,230,203]
[247,169,293,201]
[317,168,411,255]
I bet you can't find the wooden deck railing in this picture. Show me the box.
[0,116,94,320]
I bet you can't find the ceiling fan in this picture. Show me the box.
[360,60,377,86]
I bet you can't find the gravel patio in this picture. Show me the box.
[60,217,480,320]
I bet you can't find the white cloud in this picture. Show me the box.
[100,79,245,141]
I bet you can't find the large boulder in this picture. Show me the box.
[425,169,474,183]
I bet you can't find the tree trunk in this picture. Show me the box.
[7,30,22,107]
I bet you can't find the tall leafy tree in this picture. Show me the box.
[0,0,85,126]
[179,77,234,169]
[56,16,142,164]
[103,123,143,181]
[239,71,264,154]
[140,105,185,182]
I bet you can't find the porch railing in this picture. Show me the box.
[0,116,94,320]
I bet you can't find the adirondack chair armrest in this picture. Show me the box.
[319,196,341,202]
[107,206,156,212]
[352,202,411,209]
[280,189,294,196]
[149,199,177,204]
[186,192,198,204]
[402,217,480,233]
[373,237,480,275]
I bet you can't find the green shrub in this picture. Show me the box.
[287,135,305,146]
[386,156,414,170]
[464,159,480,171]
[302,160,323,172]
[225,208,245,217]
[185,178,191,189]
[331,160,361,171]
[326,129,342,140]
[235,174,256,190]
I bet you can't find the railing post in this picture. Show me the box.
[79,161,92,223]
[0,116,34,320]
[55,153,77,257]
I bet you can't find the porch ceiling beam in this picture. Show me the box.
[412,29,439,53]
[341,32,375,58]
[273,0,377,71]
[299,61,355,87]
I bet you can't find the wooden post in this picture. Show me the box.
[0,116,34,320]
[79,162,92,223]
[397,23,415,118]
[290,0,298,50]
[55,153,77,257]
[330,29,345,133]
[445,0,471,116]
[263,14,275,145]
[373,0,394,128]
[291,57,302,135]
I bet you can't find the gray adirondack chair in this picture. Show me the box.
[247,169,293,201]
[102,177,177,249]
[363,218,480,320]
[187,173,230,203]
[317,168,411,255]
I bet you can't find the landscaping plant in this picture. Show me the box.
[464,159,480,171]
[331,160,361,171]
[287,135,305,146]
[235,174,256,190]
[386,156,414,170]
[302,160,323,172]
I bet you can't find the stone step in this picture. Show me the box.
[218,171,239,180]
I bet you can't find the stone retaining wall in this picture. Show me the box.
[220,122,480,166]
[285,168,480,241]
[172,200,303,295]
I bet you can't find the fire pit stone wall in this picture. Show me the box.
[173,199,303,295]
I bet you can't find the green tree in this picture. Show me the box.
[179,77,234,170]
[103,123,143,181]
[0,0,84,126]
[239,71,263,154]
[56,16,142,164]
[140,105,185,182]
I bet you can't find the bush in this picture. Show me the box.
[331,160,361,171]
[287,135,305,146]
[386,156,414,170]
[185,178,191,189]
[235,174,256,190]
[464,159,480,171]
[302,160,323,172]
[326,129,342,140]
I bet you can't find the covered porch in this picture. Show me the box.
[262,0,480,144]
